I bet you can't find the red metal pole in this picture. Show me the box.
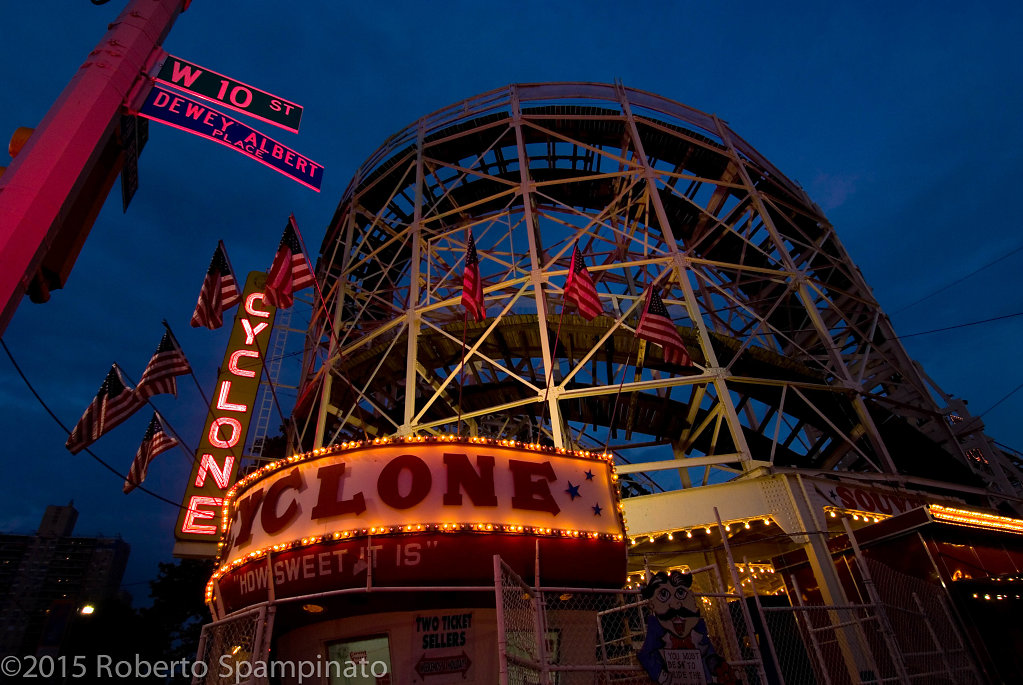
[0,0,188,334]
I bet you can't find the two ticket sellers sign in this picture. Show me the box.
[138,53,322,191]
[208,439,628,614]
[173,272,276,558]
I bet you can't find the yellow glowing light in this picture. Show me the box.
[213,435,627,570]
[929,505,1023,534]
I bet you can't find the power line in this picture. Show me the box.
[994,440,1023,457]
[980,381,1023,419]
[1,338,184,510]
[892,243,1023,314]
[898,311,1023,339]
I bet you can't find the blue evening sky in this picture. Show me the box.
[1,1,1021,599]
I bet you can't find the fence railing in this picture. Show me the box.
[495,555,983,685]
[192,605,274,685]
[194,549,983,685]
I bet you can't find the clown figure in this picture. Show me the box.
[638,571,736,684]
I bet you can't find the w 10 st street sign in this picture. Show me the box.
[156,54,303,133]
[139,84,323,191]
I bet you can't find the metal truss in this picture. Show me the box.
[294,83,1022,507]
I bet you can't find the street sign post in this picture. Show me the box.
[0,0,187,334]
[156,53,303,133]
[139,84,323,191]
[119,115,148,212]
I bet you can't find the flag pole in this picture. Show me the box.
[162,320,248,470]
[163,319,213,408]
[457,310,468,437]
[117,363,198,464]
[123,410,190,494]
[217,238,235,281]
[149,409,196,471]
[603,340,639,455]
[284,214,371,442]
[538,244,579,441]
[285,214,341,352]
[538,302,567,440]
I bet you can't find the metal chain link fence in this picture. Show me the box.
[865,558,982,684]
[192,553,984,685]
[498,565,760,684]
[760,602,903,685]
[191,606,272,685]
[496,558,544,685]
[542,588,646,684]
[688,565,761,685]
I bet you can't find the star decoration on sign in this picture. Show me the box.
[584,469,595,481]
[565,482,581,500]
[592,504,602,516]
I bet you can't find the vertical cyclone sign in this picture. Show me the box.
[174,272,276,558]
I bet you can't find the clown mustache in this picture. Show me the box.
[655,605,700,621]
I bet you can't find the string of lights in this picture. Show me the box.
[626,516,776,546]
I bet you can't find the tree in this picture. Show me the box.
[138,559,215,683]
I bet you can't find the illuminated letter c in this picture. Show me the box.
[228,349,259,378]
[246,293,271,318]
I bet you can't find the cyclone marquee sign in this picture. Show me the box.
[174,272,276,559]
[207,437,627,613]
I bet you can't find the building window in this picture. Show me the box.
[325,634,391,685]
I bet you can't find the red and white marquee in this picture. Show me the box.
[206,437,628,612]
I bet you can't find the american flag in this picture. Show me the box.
[65,364,145,454]
[635,289,692,366]
[136,325,191,400]
[461,232,485,321]
[265,215,316,309]
[123,412,179,494]
[565,244,603,320]
[190,241,240,329]
[292,365,326,420]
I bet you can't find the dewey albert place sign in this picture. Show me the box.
[156,54,303,133]
[139,84,323,191]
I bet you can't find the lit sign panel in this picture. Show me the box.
[214,531,625,614]
[139,84,323,191]
[818,482,931,518]
[174,272,276,558]
[156,54,303,133]
[222,441,623,557]
[208,438,627,612]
